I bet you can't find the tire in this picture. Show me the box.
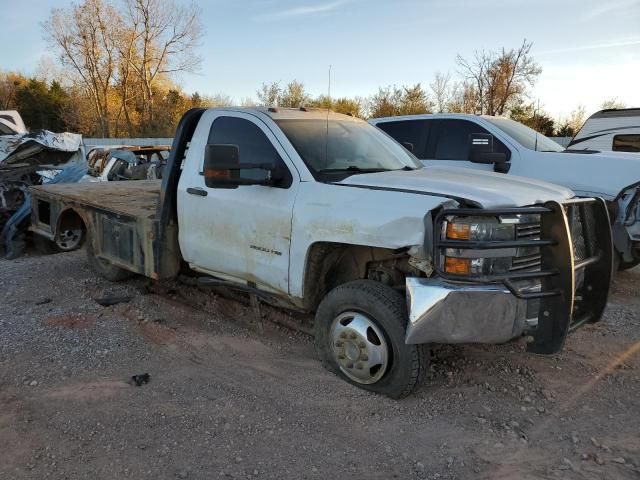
[55,228,85,252]
[86,235,134,282]
[314,280,429,398]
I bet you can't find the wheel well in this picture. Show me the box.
[302,242,413,311]
[57,208,87,242]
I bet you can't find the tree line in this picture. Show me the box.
[0,1,629,138]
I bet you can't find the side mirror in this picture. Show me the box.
[401,141,414,153]
[203,144,274,189]
[468,133,507,164]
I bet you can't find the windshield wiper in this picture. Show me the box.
[317,166,390,173]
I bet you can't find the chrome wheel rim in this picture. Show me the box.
[330,311,389,385]
[56,229,82,251]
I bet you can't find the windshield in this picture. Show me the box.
[484,117,564,152]
[275,118,421,175]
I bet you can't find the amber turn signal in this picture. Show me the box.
[446,222,470,240]
[444,257,471,275]
[204,168,230,179]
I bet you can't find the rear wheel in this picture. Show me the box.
[86,235,133,282]
[55,228,84,252]
[314,280,429,398]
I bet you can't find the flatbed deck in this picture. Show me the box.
[31,180,160,219]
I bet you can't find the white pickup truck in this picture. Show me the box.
[29,108,612,397]
[370,114,640,269]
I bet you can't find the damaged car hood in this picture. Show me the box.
[0,130,83,166]
[336,165,574,208]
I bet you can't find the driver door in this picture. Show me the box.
[178,112,298,295]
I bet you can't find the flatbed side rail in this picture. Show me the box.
[433,198,613,354]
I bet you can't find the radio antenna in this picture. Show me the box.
[324,65,331,169]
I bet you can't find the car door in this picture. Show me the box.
[178,112,298,295]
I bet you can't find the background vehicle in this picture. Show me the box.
[371,114,640,269]
[29,108,612,398]
[0,110,27,135]
[568,108,640,153]
[84,145,170,182]
[0,119,86,257]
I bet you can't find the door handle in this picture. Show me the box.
[186,187,208,197]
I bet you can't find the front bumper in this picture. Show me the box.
[405,277,535,344]
[405,198,613,353]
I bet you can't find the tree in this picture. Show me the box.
[456,39,541,116]
[368,84,432,118]
[44,0,121,136]
[430,72,458,113]
[600,98,627,110]
[279,80,309,108]
[307,95,363,117]
[400,84,432,115]
[556,105,587,137]
[121,0,203,135]
[0,71,28,110]
[510,100,555,136]
[256,81,281,107]
[333,97,363,117]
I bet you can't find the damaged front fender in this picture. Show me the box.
[613,183,640,263]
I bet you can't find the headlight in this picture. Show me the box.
[441,216,516,276]
[444,216,515,241]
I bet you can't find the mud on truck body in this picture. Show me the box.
[29,108,613,398]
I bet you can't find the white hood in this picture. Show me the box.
[337,165,574,208]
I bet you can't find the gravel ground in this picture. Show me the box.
[1,249,639,480]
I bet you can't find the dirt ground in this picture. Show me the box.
[1,249,639,480]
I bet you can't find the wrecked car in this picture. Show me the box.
[1,128,86,258]
[84,145,170,182]
[30,108,612,398]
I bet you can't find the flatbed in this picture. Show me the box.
[30,180,178,280]
[31,180,160,220]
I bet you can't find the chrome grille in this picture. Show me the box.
[565,204,596,262]
[510,222,542,272]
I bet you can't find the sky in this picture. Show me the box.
[1,0,639,119]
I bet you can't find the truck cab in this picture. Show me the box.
[370,114,640,269]
[29,108,613,398]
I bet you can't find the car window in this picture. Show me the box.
[275,118,421,177]
[431,119,510,160]
[207,116,290,185]
[376,120,430,158]
[613,134,640,153]
[484,117,564,152]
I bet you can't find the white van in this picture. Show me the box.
[568,108,640,153]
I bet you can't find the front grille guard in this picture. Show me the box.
[433,199,613,354]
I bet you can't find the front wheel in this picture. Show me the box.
[314,280,429,398]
